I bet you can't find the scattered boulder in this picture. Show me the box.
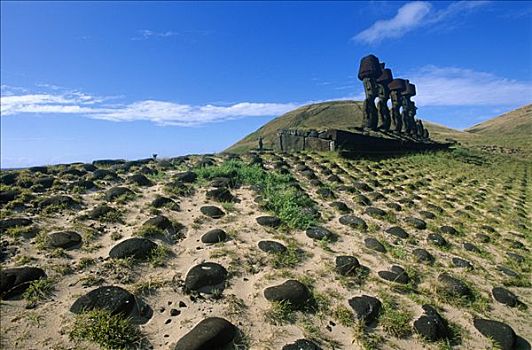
[365,207,386,218]
[419,211,436,219]
[264,280,310,307]
[507,252,525,264]
[452,257,473,269]
[427,233,448,247]
[0,190,19,205]
[184,262,227,294]
[70,286,135,315]
[473,319,516,350]
[437,273,472,299]
[128,173,153,187]
[316,187,335,199]
[48,231,82,249]
[175,171,197,183]
[335,256,360,276]
[463,242,480,253]
[174,317,237,350]
[306,226,335,241]
[385,226,408,239]
[364,237,386,253]
[405,217,427,230]
[0,217,33,233]
[258,240,287,254]
[200,206,225,219]
[413,248,434,264]
[282,339,322,350]
[105,187,134,201]
[206,188,236,203]
[414,305,450,341]
[201,229,227,244]
[439,226,458,235]
[39,195,79,209]
[348,295,382,325]
[151,196,180,211]
[492,287,519,307]
[0,267,47,299]
[378,265,409,284]
[91,169,118,181]
[256,216,281,228]
[85,204,119,220]
[476,233,490,243]
[109,237,158,260]
[331,201,351,213]
[339,215,368,231]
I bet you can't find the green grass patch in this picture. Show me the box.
[22,278,55,305]
[379,293,413,338]
[69,309,144,349]
[196,160,317,229]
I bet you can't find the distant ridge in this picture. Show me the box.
[225,100,464,153]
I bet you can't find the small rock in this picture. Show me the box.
[473,318,516,350]
[258,240,287,254]
[413,248,434,264]
[70,286,136,316]
[385,226,408,239]
[335,256,360,276]
[282,339,322,350]
[452,257,473,269]
[109,237,158,260]
[339,215,367,231]
[184,262,227,294]
[201,229,227,244]
[414,305,450,341]
[0,267,47,299]
[438,273,472,298]
[264,280,310,307]
[439,226,458,235]
[492,287,518,307]
[306,226,335,241]
[364,237,386,253]
[256,216,281,228]
[200,206,225,219]
[348,295,381,325]
[405,217,427,230]
[378,265,409,284]
[174,317,237,350]
[48,231,82,249]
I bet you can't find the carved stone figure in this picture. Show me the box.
[401,81,417,135]
[388,78,406,133]
[358,55,382,131]
[416,120,424,139]
[258,137,263,151]
[376,64,393,131]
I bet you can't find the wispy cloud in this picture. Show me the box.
[2,66,530,127]
[409,66,532,107]
[1,85,298,126]
[131,29,181,40]
[354,1,489,44]
[131,29,211,41]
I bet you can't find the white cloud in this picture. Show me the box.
[409,66,532,107]
[354,1,489,44]
[0,86,299,126]
[131,30,181,40]
[2,65,530,127]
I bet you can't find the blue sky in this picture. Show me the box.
[1,1,531,168]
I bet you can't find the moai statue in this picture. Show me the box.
[258,137,264,151]
[415,119,424,139]
[375,63,393,131]
[358,55,382,131]
[401,80,417,135]
[388,78,406,133]
[423,126,430,139]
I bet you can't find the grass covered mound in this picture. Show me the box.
[196,159,317,229]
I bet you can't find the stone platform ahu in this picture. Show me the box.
[276,54,450,154]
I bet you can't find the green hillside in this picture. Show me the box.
[225,100,465,153]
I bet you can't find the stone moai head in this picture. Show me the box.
[402,81,416,99]
[358,55,382,99]
[376,65,393,98]
[388,78,406,101]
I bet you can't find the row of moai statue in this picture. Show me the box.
[358,54,429,139]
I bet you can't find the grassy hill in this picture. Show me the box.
[226,101,532,158]
[464,104,532,150]
[225,100,466,153]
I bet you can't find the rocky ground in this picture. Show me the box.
[0,148,530,350]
